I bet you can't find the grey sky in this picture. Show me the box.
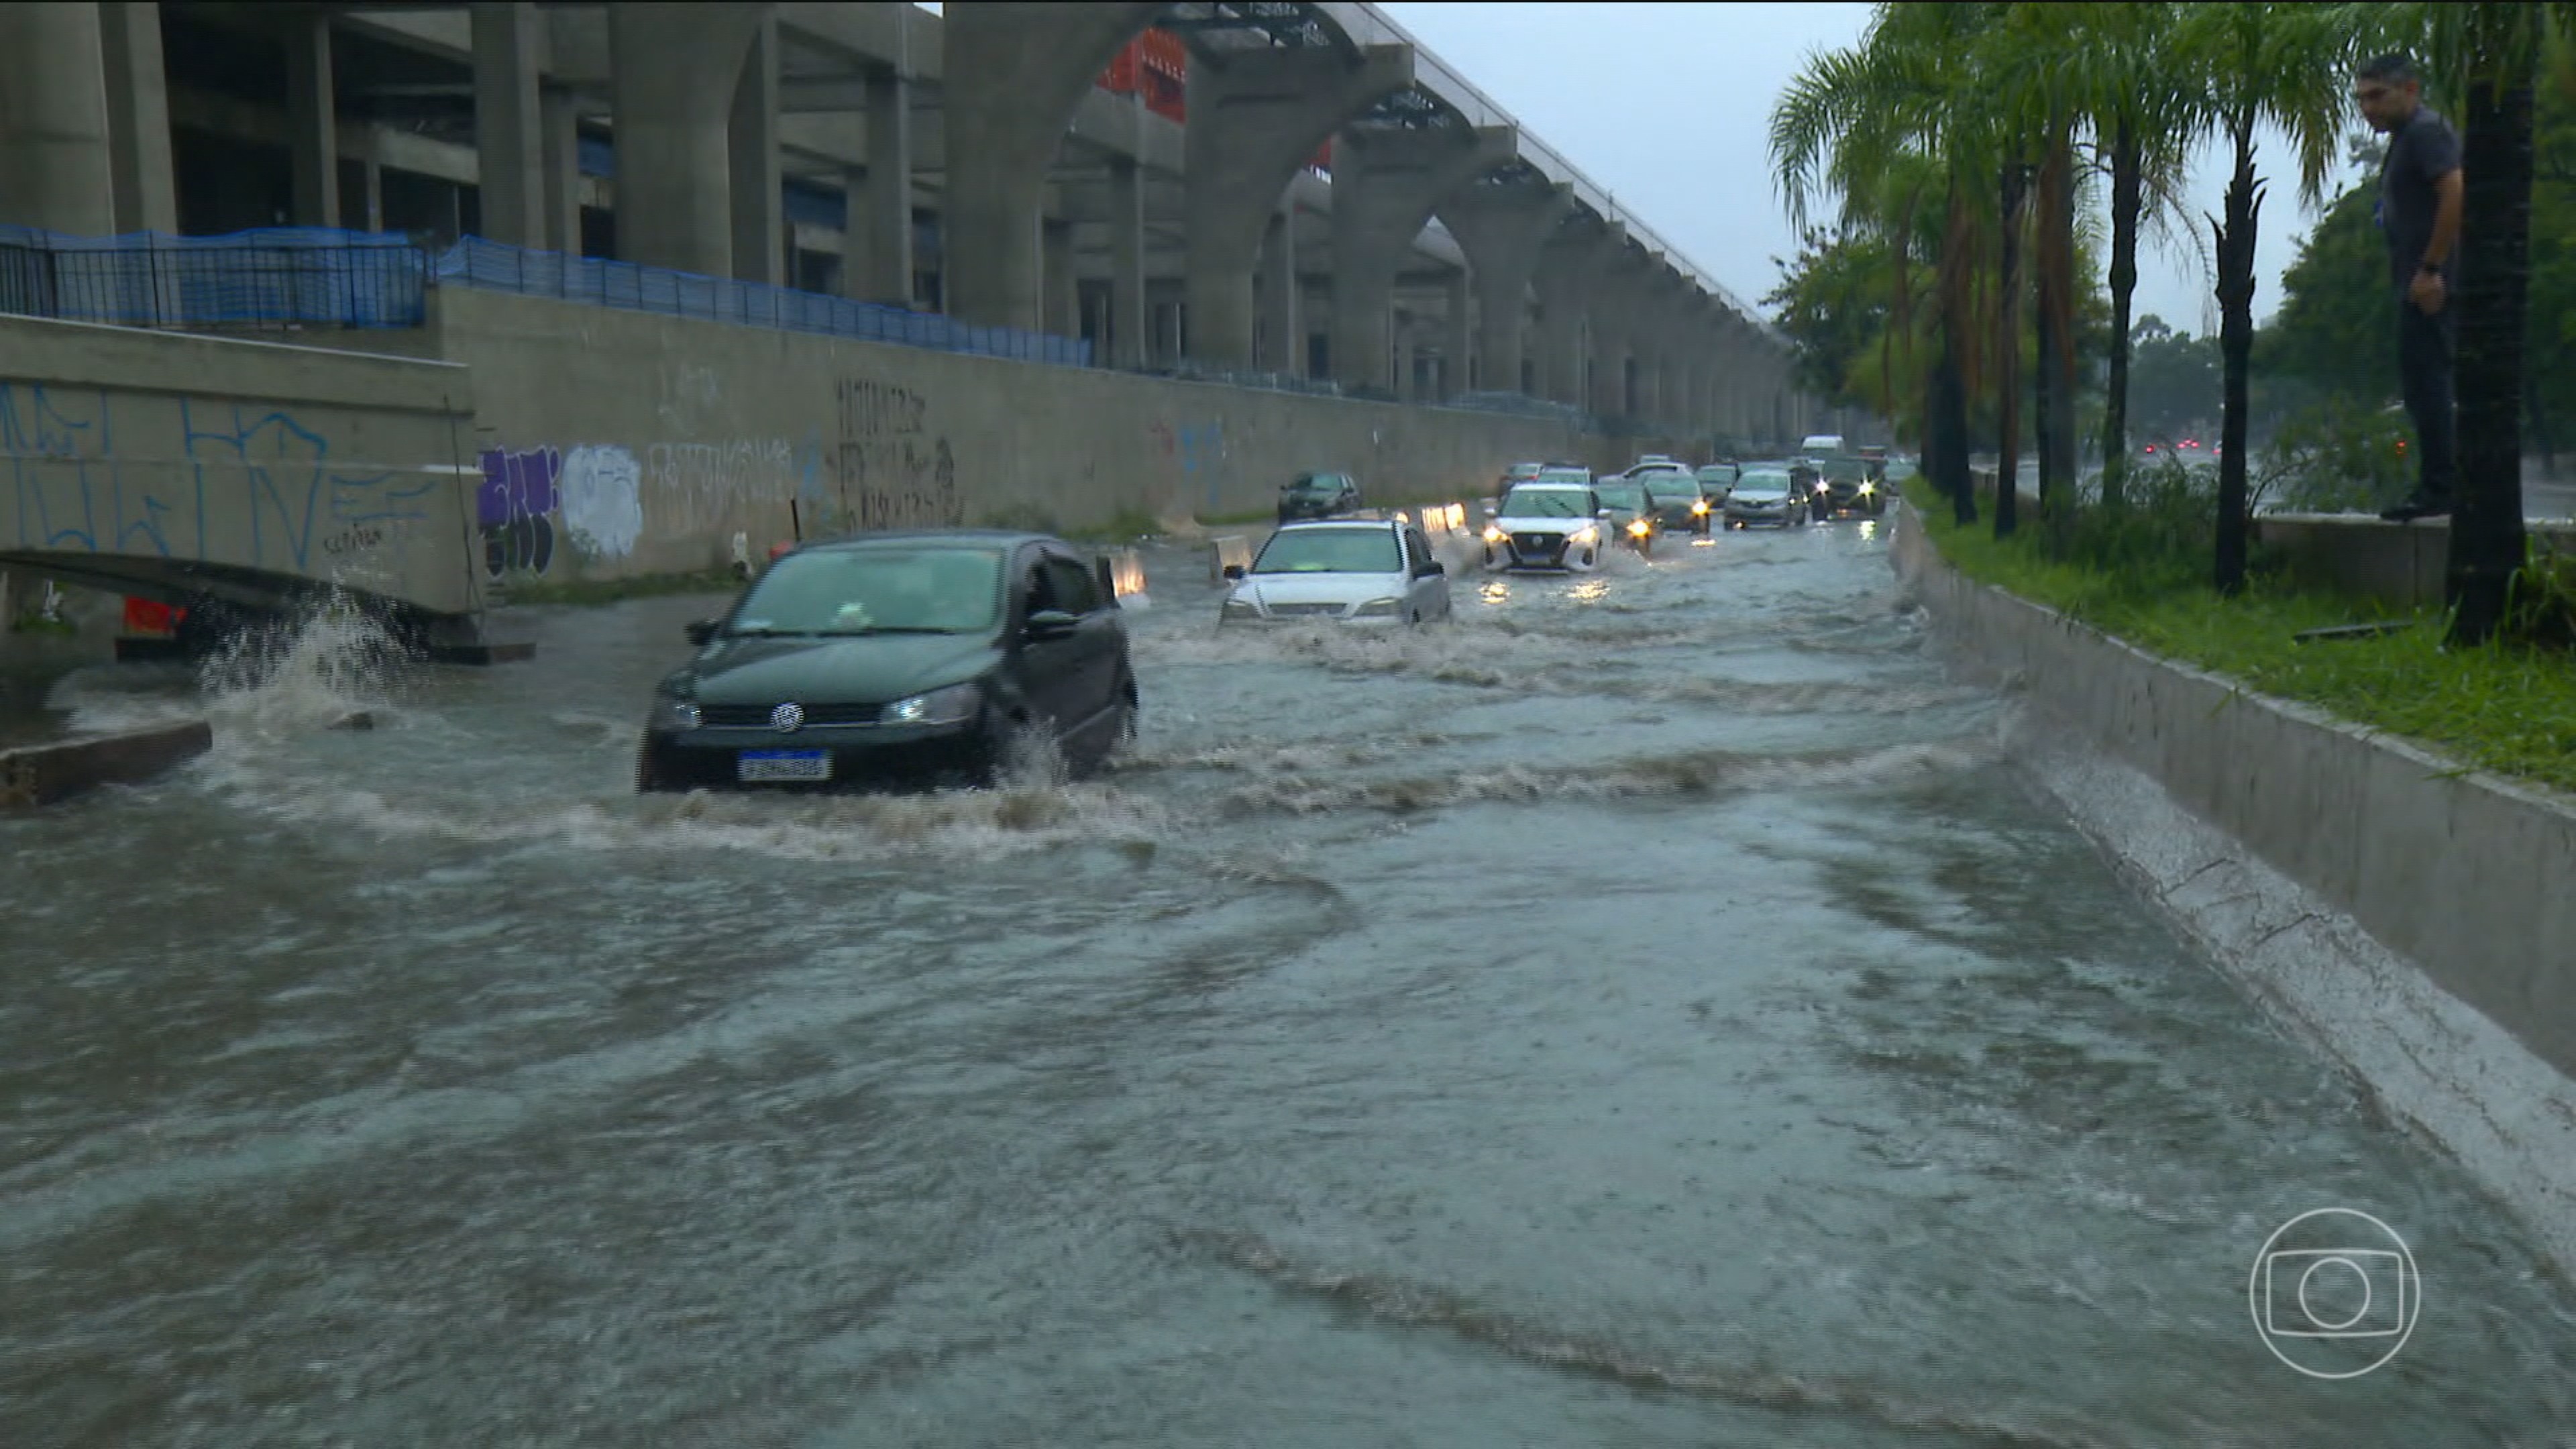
[1377,1,2371,342]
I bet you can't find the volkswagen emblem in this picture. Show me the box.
[770,702,805,733]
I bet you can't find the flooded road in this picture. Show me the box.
[4,520,2572,1446]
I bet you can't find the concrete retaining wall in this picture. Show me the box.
[0,314,484,616]
[1890,504,2576,1079]
[421,288,1660,584]
[2254,514,2576,611]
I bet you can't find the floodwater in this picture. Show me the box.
[3,520,2571,1447]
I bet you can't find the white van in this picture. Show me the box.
[1799,433,1849,458]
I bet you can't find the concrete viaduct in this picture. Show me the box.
[0,0,1827,442]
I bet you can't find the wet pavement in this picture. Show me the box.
[3,519,2572,1447]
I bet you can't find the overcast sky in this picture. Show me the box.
[1378,1,2369,339]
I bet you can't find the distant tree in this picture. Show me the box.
[2127,317,2224,441]
[1764,225,1895,416]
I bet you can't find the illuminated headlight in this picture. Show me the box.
[1482,525,1507,544]
[1349,597,1401,619]
[1627,519,1653,538]
[1221,597,1260,622]
[1570,525,1600,544]
[879,680,981,726]
[1858,480,1876,495]
[646,690,700,732]
[1691,499,1711,515]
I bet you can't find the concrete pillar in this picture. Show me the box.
[0,3,113,234]
[97,3,175,234]
[729,15,783,285]
[1258,205,1299,374]
[539,84,582,252]
[1184,44,1413,368]
[843,65,914,305]
[608,4,762,276]
[1438,181,1572,400]
[944,3,1162,328]
[284,13,339,227]
[1443,270,1470,400]
[1042,215,1077,337]
[1589,284,1635,419]
[360,136,384,233]
[1533,220,1620,410]
[1326,123,1511,392]
[470,3,544,246]
[1106,155,1144,366]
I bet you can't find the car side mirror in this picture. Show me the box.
[1220,564,1244,580]
[686,619,718,646]
[1024,608,1080,641]
[1421,561,1447,578]
[1480,502,1497,519]
[1597,508,1616,519]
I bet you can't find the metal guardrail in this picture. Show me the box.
[0,225,428,330]
[434,237,1093,366]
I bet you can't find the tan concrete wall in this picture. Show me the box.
[1890,503,2576,1080]
[2255,514,2576,611]
[0,315,484,615]
[421,287,1653,584]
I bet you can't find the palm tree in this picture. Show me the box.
[2168,2,2347,595]
[1774,3,2007,527]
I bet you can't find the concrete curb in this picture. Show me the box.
[1,720,214,809]
[1889,502,2576,1267]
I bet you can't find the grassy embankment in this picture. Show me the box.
[1902,480,2576,797]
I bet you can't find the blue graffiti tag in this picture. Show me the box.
[180,398,430,572]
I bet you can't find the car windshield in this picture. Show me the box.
[1251,527,1401,574]
[1735,471,1792,492]
[1285,476,1342,496]
[1697,465,1737,482]
[1646,480,1701,504]
[728,546,1003,635]
[1501,486,1593,518]
[1823,458,1867,481]
[1595,482,1647,511]
[1534,468,1591,484]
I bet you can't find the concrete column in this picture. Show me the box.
[360,136,384,233]
[1443,270,1470,400]
[470,3,544,246]
[0,3,113,234]
[1042,216,1077,337]
[729,15,783,285]
[1326,123,1511,392]
[1438,180,1572,400]
[1106,154,1144,366]
[1533,220,1621,410]
[608,4,762,276]
[97,3,175,234]
[847,66,914,305]
[1258,205,1299,374]
[1184,44,1413,368]
[284,13,339,227]
[944,3,1162,328]
[539,84,582,252]
[1589,284,1635,419]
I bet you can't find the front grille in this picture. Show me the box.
[698,702,881,729]
[1512,533,1562,554]
[1265,602,1343,617]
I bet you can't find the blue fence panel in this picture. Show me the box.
[0,225,427,329]
[431,236,1093,370]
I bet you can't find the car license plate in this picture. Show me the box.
[737,749,830,782]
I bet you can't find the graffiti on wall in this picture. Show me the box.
[477,446,557,578]
[644,437,815,535]
[5,383,440,574]
[1151,419,1226,515]
[833,376,959,531]
[560,445,643,559]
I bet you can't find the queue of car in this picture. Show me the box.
[637,445,1899,796]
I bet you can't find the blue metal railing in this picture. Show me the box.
[0,225,428,329]
[433,236,1091,366]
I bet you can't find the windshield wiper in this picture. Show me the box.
[724,625,814,638]
[812,625,961,636]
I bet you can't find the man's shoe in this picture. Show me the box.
[2381,491,2453,522]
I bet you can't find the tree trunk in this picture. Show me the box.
[2102,117,2141,511]
[2212,119,2261,596]
[2448,3,2538,645]
[1933,178,1979,525]
[1995,164,2029,539]
[2041,123,2080,523]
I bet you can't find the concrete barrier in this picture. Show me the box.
[1890,503,2576,1077]
[1209,535,1254,583]
[2255,514,2576,611]
[1,720,214,809]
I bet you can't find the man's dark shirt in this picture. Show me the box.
[2379,103,2462,289]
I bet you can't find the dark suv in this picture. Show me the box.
[637,531,1136,793]
[1811,454,1884,518]
[1278,472,1362,523]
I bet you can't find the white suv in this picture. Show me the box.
[1481,481,1611,572]
[1219,519,1453,627]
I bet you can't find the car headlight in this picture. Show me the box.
[1627,519,1652,537]
[1349,597,1400,618]
[1691,499,1711,515]
[879,680,981,726]
[1570,525,1599,544]
[647,690,701,732]
[1858,480,1876,494]
[1482,525,1507,544]
[1221,597,1260,621]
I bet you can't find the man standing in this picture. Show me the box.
[2356,54,2465,522]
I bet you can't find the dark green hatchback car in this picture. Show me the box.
[637,531,1137,792]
